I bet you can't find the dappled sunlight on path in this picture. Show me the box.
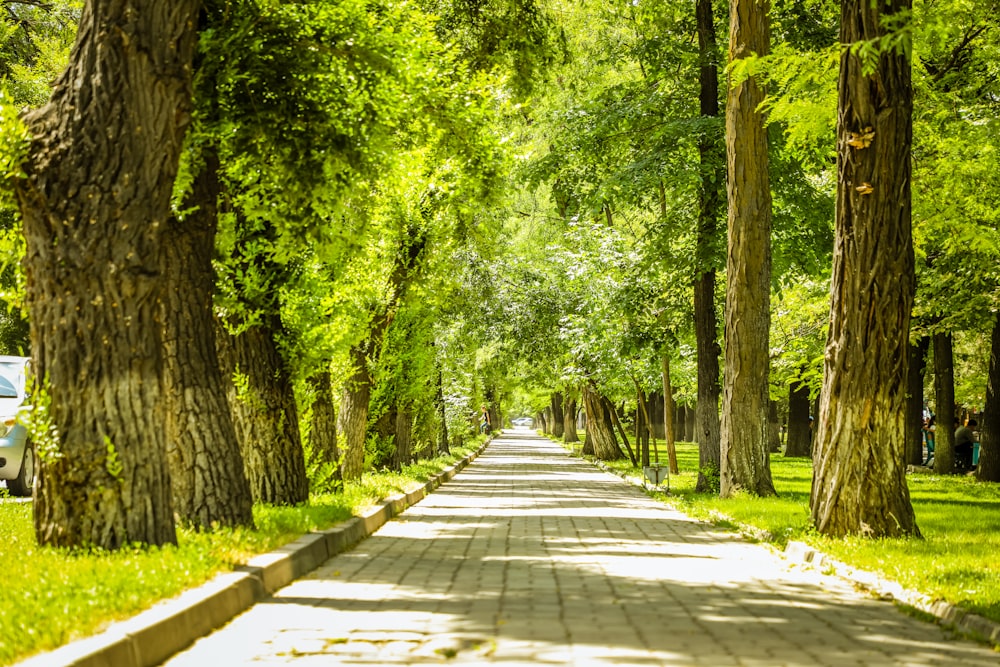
[162,433,998,666]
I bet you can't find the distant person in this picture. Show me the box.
[479,405,492,434]
[922,415,936,466]
[955,418,976,471]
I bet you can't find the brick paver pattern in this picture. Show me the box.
[162,432,999,666]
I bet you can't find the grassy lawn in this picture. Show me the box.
[0,442,479,666]
[587,439,1000,627]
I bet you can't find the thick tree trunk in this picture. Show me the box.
[906,337,930,466]
[662,356,679,475]
[338,345,372,481]
[785,381,813,457]
[976,314,1000,482]
[307,371,342,492]
[720,0,776,498]
[217,318,309,505]
[542,407,553,434]
[563,395,579,443]
[392,405,414,471]
[550,392,565,438]
[810,0,918,537]
[695,0,724,494]
[162,151,253,529]
[17,1,202,548]
[581,383,623,461]
[933,332,956,474]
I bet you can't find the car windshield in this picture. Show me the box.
[0,374,17,399]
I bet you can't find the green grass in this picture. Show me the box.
[592,439,1000,627]
[0,442,479,666]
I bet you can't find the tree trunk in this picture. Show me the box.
[18,1,202,549]
[720,0,776,499]
[684,404,697,443]
[675,404,686,442]
[543,407,553,434]
[605,396,638,466]
[162,150,253,529]
[648,391,664,439]
[581,383,623,461]
[695,0,725,495]
[767,400,781,453]
[976,313,1000,482]
[637,387,650,467]
[785,381,813,457]
[906,337,930,466]
[810,0,918,537]
[338,345,372,481]
[933,332,956,474]
[435,367,449,455]
[550,392,565,438]
[392,404,414,471]
[563,395,579,443]
[662,355,679,475]
[307,371,342,492]
[217,317,309,505]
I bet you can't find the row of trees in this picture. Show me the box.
[1,0,996,549]
[0,0,553,549]
[476,0,998,539]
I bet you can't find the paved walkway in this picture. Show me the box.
[162,432,998,666]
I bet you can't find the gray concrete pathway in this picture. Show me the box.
[161,432,999,666]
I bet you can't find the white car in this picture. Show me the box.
[0,356,33,497]
[511,417,534,428]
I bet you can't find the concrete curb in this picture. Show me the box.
[783,540,1000,647]
[589,454,1000,649]
[17,440,492,667]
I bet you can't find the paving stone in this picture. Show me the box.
[161,433,1000,666]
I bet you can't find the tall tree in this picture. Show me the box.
[693,0,725,492]
[719,0,777,497]
[162,150,254,527]
[810,0,919,537]
[15,1,200,549]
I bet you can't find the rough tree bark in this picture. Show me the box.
[933,332,956,474]
[550,392,565,439]
[976,314,1000,482]
[563,395,579,443]
[16,1,202,548]
[720,0,776,498]
[391,404,414,471]
[810,0,919,537]
[694,0,724,493]
[162,150,253,528]
[338,345,373,481]
[581,383,623,461]
[785,381,812,457]
[307,370,342,492]
[217,317,309,505]
[906,337,930,466]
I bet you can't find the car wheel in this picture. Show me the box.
[7,443,34,497]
